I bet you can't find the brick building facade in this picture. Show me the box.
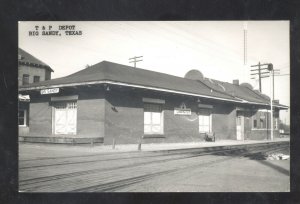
[19,61,287,144]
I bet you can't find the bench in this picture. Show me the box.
[204,132,215,142]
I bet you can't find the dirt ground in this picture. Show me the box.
[19,141,290,192]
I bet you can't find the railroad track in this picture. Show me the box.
[19,142,289,192]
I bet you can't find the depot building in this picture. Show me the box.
[18,61,288,144]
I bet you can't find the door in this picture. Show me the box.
[54,102,77,135]
[236,112,244,140]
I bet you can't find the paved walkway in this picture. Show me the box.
[19,138,289,159]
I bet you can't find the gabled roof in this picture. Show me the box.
[19,60,288,108]
[18,48,54,72]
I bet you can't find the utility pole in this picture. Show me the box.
[268,64,274,141]
[250,62,270,92]
[251,62,276,140]
[129,56,143,68]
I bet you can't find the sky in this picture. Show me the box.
[19,21,290,124]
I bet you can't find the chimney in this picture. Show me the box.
[233,79,239,85]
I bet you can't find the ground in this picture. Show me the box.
[19,140,290,192]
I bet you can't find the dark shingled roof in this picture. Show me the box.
[20,61,238,101]
[19,60,288,108]
[18,48,53,72]
[209,79,269,104]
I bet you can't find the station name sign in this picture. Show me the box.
[174,108,192,115]
[40,88,59,95]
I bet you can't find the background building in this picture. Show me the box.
[18,48,53,136]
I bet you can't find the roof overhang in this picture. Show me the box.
[19,80,287,108]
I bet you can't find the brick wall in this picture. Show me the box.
[76,90,105,138]
[27,88,106,138]
[18,65,47,86]
[29,101,52,136]
[104,90,144,145]
[104,90,238,144]
[25,86,281,144]
[212,103,236,140]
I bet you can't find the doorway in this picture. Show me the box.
[53,102,77,135]
[236,111,244,140]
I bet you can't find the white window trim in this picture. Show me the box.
[18,109,27,127]
[144,111,164,135]
[143,103,164,135]
[199,113,212,133]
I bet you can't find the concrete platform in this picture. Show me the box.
[19,135,103,144]
[19,138,290,160]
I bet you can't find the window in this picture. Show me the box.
[260,117,266,129]
[144,103,163,134]
[33,76,40,83]
[274,118,278,130]
[199,109,211,133]
[252,111,268,129]
[18,109,26,126]
[253,119,257,128]
[22,74,29,85]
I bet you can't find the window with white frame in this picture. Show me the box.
[144,103,163,134]
[18,109,26,126]
[198,109,211,133]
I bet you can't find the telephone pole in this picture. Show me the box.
[129,56,143,68]
[250,62,270,92]
[267,63,274,141]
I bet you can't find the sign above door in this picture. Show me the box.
[40,88,59,95]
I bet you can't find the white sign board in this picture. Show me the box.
[40,88,59,95]
[174,108,192,115]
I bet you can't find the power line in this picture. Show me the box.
[129,56,143,68]
[250,62,269,92]
[274,74,290,76]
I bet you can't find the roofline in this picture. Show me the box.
[19,80,287,108]
[19,61,54,72]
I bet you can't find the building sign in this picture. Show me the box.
[174,108,192,115]
[18,94,30,102]
[174,102,192,115]
[40,88,59,95]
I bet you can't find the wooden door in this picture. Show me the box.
[54,102,77,135]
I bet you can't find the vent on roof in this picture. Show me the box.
[240,83,253,90]
[232,79,239,85]
[184,69,204,80]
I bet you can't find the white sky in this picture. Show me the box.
[19,21,290,124]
